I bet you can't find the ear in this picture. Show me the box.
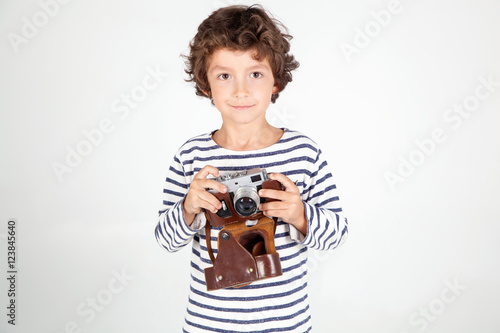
[272,83,279,94]
[201,89,211,98]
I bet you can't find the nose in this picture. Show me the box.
[233,77,249,98]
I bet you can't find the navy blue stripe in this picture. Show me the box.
[191,274,207,287]
[154,226,172,252]
[234,270,307,290]
[276,240,302,251]
[316,218,330,250]
[186,304,309,325]
[284,168,315,178]
[160,201,176,209]
[186,135,213,142]
[161,216,176,250]
[184,315,311,333]
[309,160,328,180]
[190,281,307,302]
[181,144,221,156]
[188,293,308,313]
[169,213,191,246]
[321,218,338,251]
[165,177,188,189]
[308,184,336,201]
[183,143,317,164]
[280,246,307,261]
[190,262,204,275]
[280,133,316,148]
[169,163,184,177]
[173,203,196,240]
[318,196,341,208]
[282,258,307,273]
[162,188,185,198]
[303,205,318,249]
[181,130,313,151]
[190,269,307,292]
[305,204,316,247]
[187,167,316,179]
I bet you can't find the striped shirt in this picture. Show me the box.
[155,128,348,332]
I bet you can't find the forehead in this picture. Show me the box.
[207,48,272,72]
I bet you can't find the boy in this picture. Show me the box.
[155,5,348,332]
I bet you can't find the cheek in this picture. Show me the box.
[211,91,225,105]
[263,83,277,98]
[210,83,229,99]
[250,80,274,96]
[210,87,229,110]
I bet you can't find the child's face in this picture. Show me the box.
[205,48,278,127]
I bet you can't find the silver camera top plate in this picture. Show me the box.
[214,168,269,193]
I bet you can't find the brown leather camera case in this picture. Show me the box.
[204,216,282,291]
[203,179,283,291]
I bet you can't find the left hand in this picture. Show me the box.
[259,173,307,235]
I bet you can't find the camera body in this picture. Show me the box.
[206,168,282,227]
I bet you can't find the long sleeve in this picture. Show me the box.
[154,154,200,253]
[296,148,348,251]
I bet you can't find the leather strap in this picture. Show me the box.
[205,213,216,264]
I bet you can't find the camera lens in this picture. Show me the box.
[235,197,257,216]
[233,187,259,217]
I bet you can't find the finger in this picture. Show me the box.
[195,191,223,213]
[260,201,275,213]
[258,188,290,201]
[261,209,287,221]
[269,173,299,193]
[201,197,223,214]
[260,200,298,212]
[194,165,220,180]
[195,178,227,193]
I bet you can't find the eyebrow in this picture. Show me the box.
[209,64,269,73]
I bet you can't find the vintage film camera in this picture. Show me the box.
[203,168,284,291]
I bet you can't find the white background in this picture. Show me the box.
[1,0,499,332]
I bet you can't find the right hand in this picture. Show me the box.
[183,165,227,225]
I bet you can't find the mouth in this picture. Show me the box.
[230,104,255,111]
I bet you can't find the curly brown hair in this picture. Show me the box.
[184,4,299,103]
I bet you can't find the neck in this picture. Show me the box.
[213,122,283,151]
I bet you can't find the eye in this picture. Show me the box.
[251,72,263,79]
[217,73,231,80]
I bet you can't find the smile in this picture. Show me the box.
[230,105,254,111]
